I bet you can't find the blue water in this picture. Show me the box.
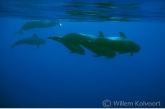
[0,0,165,108]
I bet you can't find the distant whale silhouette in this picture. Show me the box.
[48,36,85,55]
[10,34,46,49]
[91,31,140,56]
[14,20,62,34]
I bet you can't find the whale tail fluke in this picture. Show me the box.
[14,29,24,34]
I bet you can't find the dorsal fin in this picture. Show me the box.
[119,32,127,38]
[33,34,38,38]
[98,31,104,37]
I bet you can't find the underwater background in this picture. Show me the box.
[0,0,165,108]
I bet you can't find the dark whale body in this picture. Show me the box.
[48,36,85,55]
[81,41,116,58]
[92,31,140,56]
[48,31,140,57]
[48,32,116,58]
[62,33,116,58]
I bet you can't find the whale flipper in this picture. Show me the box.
[68,43,85,55]
[36,45,40,49]
[130,52,134,56]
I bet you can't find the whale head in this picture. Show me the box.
[130,42,141,52]
[134,43,141,52]
[125,41,140,56]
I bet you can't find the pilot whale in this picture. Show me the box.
[14,20,62,34]
[48,36,85,55]
[81,41,116,58]
[47,33,98,55]
[10,34,46,49]
[48,32,116,58]
[91,31,140,56]
[61,32,116,58]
